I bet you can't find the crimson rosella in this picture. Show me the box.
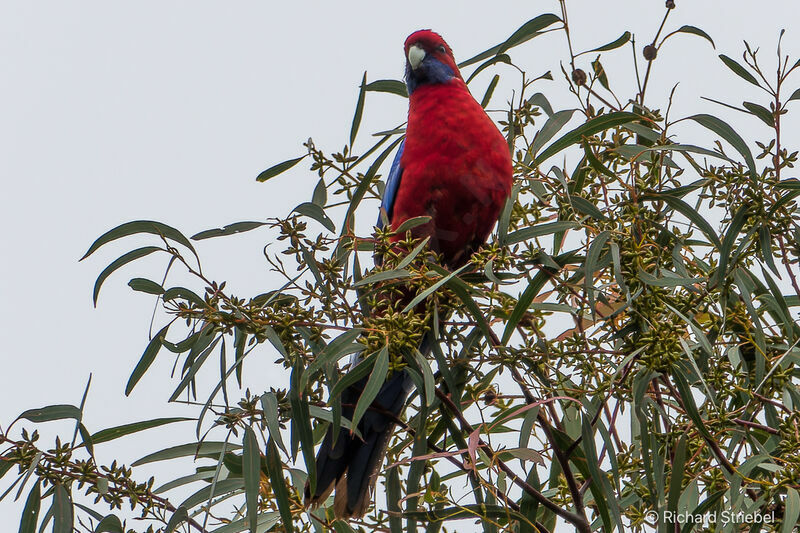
[305,29,513,518]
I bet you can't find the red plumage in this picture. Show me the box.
[305,30,513,520]
[392,31,513,267]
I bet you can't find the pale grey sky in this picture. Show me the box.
[2,1,798,529]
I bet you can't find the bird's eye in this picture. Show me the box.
[436,45,446,54]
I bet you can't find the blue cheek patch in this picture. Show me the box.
[405,57,455,94]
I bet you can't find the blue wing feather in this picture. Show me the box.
[377,140,405,229]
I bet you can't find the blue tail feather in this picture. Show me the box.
[305,336,431,518]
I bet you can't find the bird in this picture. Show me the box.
[304,29,513,519]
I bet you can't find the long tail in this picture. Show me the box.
[304,338,431,518]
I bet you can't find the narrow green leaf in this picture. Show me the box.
[125,324,170,396]
[769,188,800,222]
[667,434,687,516]
[74,423,93,460]
[719,54,760,86]
[262,325,288,359]
[759,226,780,276]
[497,183,520,244]
[393,216,432,234]
[580,415,613,532]
[81,220,196,263]
[162,286,205,307]
[18,405,81,424]
[615,145,678,169]
[94,514,124,533]
[776,178,800,190]
[637,268,703,287]
[743,101,774,126]
[165,507,189,533]
[688,112,758,180]
[90,417,192,445]
[243,428,260,533]
[501,271,549,344]
[52,485,72,533]
[293,202,335,233]
[330,350,381,399]
[465,54,511,84]
[92,246,161,306]
[625,121,661,142]
[680,489,725,533]
[480,74,499,108]
[260,392,287,455]
[401,264,469,312]
[592,57,609,90]
[673,26,715,48]
[459,14,561,68]
[641,194,722,248]
[402,504,529,523]
[713,202,750,286]
[583,142,615,179]
[265,439,294,533]
[528,92,554,117]
[95,478,108,496]
[414,349,435,407]
[760,267,795,341]
[289,363,315,494]
[440,271,495,344]
[499,447,545,464]
[307,406,361,438]
[372,126,406,137]
[530,109,577,156]
[406,400,431,532]
[208,512,281,533]
[646,143,733,163]
[302,328,365,388]
[0,459,13,482]
[671,368,714,442]
[584,231,610,315]
[353,268,412,287]
[783,488,800,533]
[132,441,240,466]
[350,72,368,146]
[154,471,216,494]
[312,179,327,207]
[364,79,407,97]
[394,237,431,271]
[168,335,222,402]
[580,31,630,54]
[9,451,41,502]
[505,221,581,245]
[535,111,641,165]
[256,155,306,182]
[18,481,40,533]
[787,87,800,102]
[331,521,356,533]
[179,479,243,510]
[571,196,606,220]
[180,326,216,374]
[192,221,269,241]
[127,278,165,295]
[387,467,402,532]
[351,346,389,430]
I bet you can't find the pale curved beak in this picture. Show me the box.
[407,44,425,70]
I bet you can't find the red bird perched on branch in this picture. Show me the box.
[305,29,513,518]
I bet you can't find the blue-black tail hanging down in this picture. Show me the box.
[304,336,432,518]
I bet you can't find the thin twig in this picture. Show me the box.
[434,387,591,533]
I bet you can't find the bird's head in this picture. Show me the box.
[404,30,462,94]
